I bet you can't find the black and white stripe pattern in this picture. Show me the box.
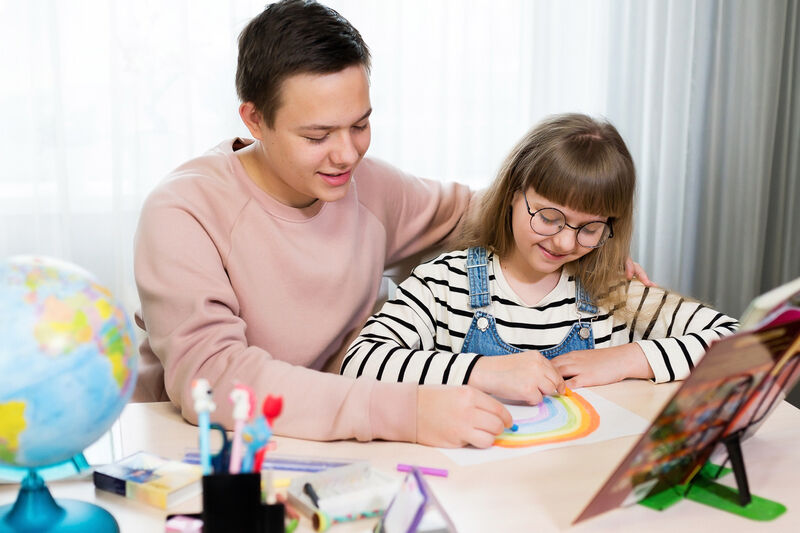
[341,250,739,384]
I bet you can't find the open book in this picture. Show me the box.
[732,276,800,437]
[739,276,800,330]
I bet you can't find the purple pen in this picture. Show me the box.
[396,463,448,478]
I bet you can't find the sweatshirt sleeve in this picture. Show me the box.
[618,282,740,383]
[341,264,482,386]
[134,190,417,443]
[354,158,476,266]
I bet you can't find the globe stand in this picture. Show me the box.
[0,469,119,533]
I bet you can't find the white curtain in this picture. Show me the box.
[606,0,799,315]
[1,0,797,321]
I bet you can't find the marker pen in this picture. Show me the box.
[303,482,321,508]
[396,464,449,478]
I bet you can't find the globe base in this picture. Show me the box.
[0,470,119,533]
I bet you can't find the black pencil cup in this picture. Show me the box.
[202,472,285,533]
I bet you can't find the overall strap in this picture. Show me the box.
[466,247,491,309]
[574,276,598,314]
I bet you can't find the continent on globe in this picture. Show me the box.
[0,401,26,464]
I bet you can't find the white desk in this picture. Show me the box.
[2,380,799,532]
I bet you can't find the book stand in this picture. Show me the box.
[575,315,800,524]
[640,350,799,520]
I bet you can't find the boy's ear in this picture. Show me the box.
[239,102,266,139]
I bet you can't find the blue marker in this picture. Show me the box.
[192,379,217,475]
[510,424,519,432]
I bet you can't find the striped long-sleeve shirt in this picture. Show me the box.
[341,250,739,384]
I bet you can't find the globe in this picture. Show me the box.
[0,255,138,532]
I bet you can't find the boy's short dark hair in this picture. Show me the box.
[236,0,371,128]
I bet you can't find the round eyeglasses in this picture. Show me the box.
[523,194,614,248]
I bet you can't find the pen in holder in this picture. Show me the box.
[194,383,286,532]
[202,472,285,533]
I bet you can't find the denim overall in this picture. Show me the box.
[460,247,597,358]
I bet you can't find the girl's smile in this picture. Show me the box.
[537,243,572,260]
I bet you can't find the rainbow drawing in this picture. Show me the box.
[495,390,600,448]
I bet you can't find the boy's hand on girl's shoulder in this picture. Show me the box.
[416,385,512,449]
[467,352,565,405]
[625,257,655,287]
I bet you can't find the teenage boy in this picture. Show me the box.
[135,0,514,448]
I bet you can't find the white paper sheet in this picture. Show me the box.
[439,388,649,465]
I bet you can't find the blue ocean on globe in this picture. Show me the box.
[0,256,138,469]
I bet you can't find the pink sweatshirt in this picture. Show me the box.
[133,138,472,442]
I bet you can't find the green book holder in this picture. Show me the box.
[576,315,800,525]
[639,434,786,521]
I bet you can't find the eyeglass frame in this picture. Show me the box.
[522,193,614,249]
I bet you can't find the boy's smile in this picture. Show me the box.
[318,169,353,187]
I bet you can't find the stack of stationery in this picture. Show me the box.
[92,451,202,509]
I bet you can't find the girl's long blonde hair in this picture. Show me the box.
[458,113,636,312]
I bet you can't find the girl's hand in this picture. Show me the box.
[551,344,654,388]
[416,385,512,448]
[467,351,565,405]
[625,257,655,287]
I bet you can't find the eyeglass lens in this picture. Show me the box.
[530,208,610,248]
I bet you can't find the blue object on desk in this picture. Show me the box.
[0,469,119,533]
[208,423,232,474]
[198,410,212,475]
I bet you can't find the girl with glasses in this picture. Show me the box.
[342,113,738,447]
